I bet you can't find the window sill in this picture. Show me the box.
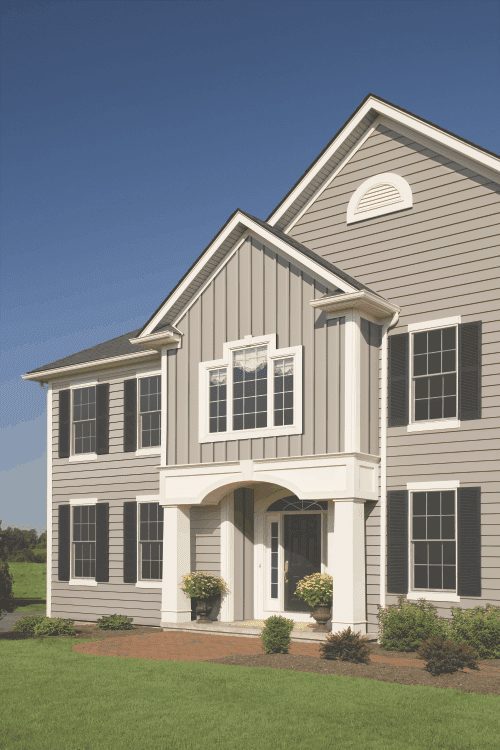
[135,447,161,457]
[407,591,460,603]
[200,424,302,443]
[68,453,98,463]
[135,580,162,588]
[407,419,460,433]
[68,578,98,587]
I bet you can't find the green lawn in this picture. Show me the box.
[9,562,46,612]
[1,638,498,750]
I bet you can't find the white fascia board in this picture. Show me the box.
[139,212,358,338]
[310,290,400,320]
[268,95,500,227]
[22,349,159,383]
[129,331,181,348]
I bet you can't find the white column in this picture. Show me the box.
[160,505,192,623]
[330,499,367,634]
[219,494,235,622]
[344,310,361,453]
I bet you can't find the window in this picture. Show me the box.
[139,375,161,448]
[270,521,279,599]
[73,386,96,454]
[412,326,457,421]
[200,334,302,442]
[73,505,96,578]
[139,502,163,580]
[411,490,456,591]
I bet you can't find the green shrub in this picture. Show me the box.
[13,614,46,636]
[295,573,333,608]
[33,617,75,637]
[419,636,478,676]
[0,560,14,614]
[261,615,294,654]
[320,627,371,663]
[97,614,134,631]
[378,598,446,651]
[449,605,500,659]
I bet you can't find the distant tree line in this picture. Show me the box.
[0,521,47,563]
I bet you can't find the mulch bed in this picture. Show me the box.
[71,628,500,695]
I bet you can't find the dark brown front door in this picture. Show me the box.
[284,514,322,612]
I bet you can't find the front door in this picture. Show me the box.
[284,514,322,612]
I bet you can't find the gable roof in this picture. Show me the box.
[139,209,375,336]
[267,93,500,231]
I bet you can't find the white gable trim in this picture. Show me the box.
[268,96,500,228]
[139,211,357,337]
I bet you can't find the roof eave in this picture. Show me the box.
[310,290,400,320]
[22,349,159,384]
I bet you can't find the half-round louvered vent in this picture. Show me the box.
[346,172,413,224]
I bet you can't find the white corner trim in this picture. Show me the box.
[407,480,460,491]
[46,384,53,617]
[407,419,460,433]
[198,334,303,444]
[69,578,98,587]
[346,172,413,224]
[407,591,461,603]
[68,453,98,462]
[408,316,461,332]
[69,497,98,506]
[160,348,168,467]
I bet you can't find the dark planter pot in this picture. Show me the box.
[195,598,213,622]
[311,605,332,631]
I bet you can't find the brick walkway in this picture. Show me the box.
[74,630,431,668]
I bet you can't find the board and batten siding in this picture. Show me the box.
[51,363,163,625]
[190,506,221,574]
[289,119,500,615]
[166,234,346,466]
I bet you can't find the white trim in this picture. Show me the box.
[220,494,235,622]
[346,173,413,224]
[139,212,356,337]
[408,316,461,332]
[69,499,98,585]
[407,419,461,433]
[344,310,361,452]
[69,379,98,390]
[311,290,399,320]
[406,480,460,491]
[136,495,163,587]
[22,350,158,382]
[408,487,459,601]
[69,497,98,506]
[267,95,500,227]
[160,348,168,467]
[135,580,162,589]
[135,447,161,457]
[68,578,98,587]
[136,370,162,453]
[198,334,303,443]
[406,591,461,603]
[379,308,400,610]
[283,123,379,233]
[46,384,53,617]
[68,453,98,462]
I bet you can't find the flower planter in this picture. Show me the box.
[195,598,213,623]
[311,605,331,631]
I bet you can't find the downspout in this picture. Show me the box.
[379,309,400,610]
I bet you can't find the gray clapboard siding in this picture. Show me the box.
[289,119,500,614]
[166,235,345,465]
[190,506,221,574]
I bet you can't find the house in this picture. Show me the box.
[23,95,500,636]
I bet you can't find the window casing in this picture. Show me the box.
[410,490,456,592]
[72,505,96,579]
[138,375,161,449]
[410,325,458,423]
[72,386,96,455]
[199,335,302,443]
[138,502,163,581]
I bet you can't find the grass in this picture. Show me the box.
[0,637,498,750]
[9,562,46,612]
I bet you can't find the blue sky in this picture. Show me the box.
[1,0,499,529]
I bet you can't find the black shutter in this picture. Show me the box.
[388,333,409,427]
[123,379,137,453]
[123,501,137,583]
[58,390,71,458]
[58,504,71,581]
[457,487,481,597]
[387,490,408,594]
[96,383,110,455]
[459,322,482,421]
[95,503,109,583]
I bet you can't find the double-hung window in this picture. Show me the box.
[411,324,457,423]
[138,375,161,448]
[200,335,302,442]
[73,386,96,454]
[411,490,456,592]
[72,505,96,579]
[138,502,163,581]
